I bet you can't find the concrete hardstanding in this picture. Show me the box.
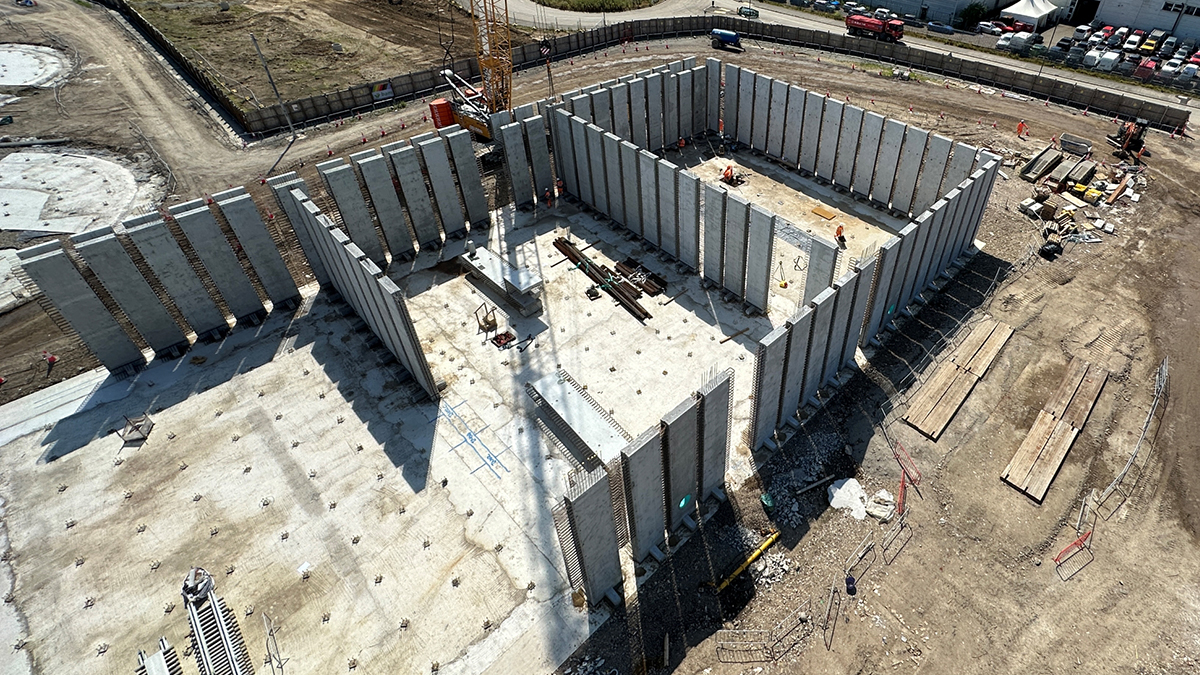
[750,324,789,449]
[20,247,144,371]
[872,119,907,207]
[646,72,664,151]
[862,236,900,344]
[71,229,186,355]
[706,58,721,132]
[126,219,227,337]
[802,286,837,406]
[702,183,726,286]
[355,155,417,259]
[621,428,666,563]
[603,133,625,223]
[842,256,875,364]
[689,66,706,137]
[611,83,631,140]
[388,147,442,248]
[216,194,299,306]
[562,468,622,605]
[585,124,609,215]
[677,70,693,144]
[590,89,613,131]
[630,78,649,149]
[657,160,678,257]
[419,137,467,236]
[570,117,594,205]
[570,95,592,124]
[662,396,700,531]
[723,63,739,138]
[816,99,843,182]
[751,73,771,152]
[821,270,857,387]
[834,105,864,188]
[766,79,788,159]
[677,171,701,271]
[884,223,919,326]
[779,306,814,424]
[524,116,555,201]
[320,163,387,265]
[891,127,929,215]
[620,141,641,234]
[502,123,534,209]
[267,174,328,285]
[781,85,806,167]
[852,112,885,199]
[174,206,264,321]
[804,234,838,304]
[736,68,754,147]
[698,369,732,499]
[722,193,750,297]
[743,206,775,312]
[942,142,978,199]
[800,91,824,174]
[913,134,953,215]
[445,130,490,228]
[638,150,659,246]
[663,73,679,147]
[551,109,577,196]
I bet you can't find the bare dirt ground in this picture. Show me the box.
[1,3,1199,673]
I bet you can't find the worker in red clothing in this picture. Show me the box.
[41,350,57,376]
[1017,119,1029,139]
[835,224,846,247]
[543,188,554,208]
[722,164,735,184]
[556,177,565,196]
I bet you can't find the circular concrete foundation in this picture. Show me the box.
[0,44,70,88]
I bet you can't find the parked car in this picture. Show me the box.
[1106,33,1124,48]
[1047,45,1068,61]
[1065,45,1087,66]
[737,5,760,17]
[1134,56,1160,80]
[1159,35,1179,56]
[1190,52,1200,65]
[1177,63,1199,81]
[1141,29,1168,54]
[977,21,1003,35]
[1009,31,1034,50]
[1123,34,1143,52]
[1161,57,1185,77]
[1072,24,1093,40]
[1083,47,1106,67]
[991,20,1015,32]
[1116,55,1139,74]
[927,20,954,34]
[1180,38,1197,54]
[1096,49,1123,71]
[996,33,1014,50]
[1088,32,1106,47]
[1054,36,1074,51]
[812,1,834,11]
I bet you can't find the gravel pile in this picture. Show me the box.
[751,551,793,587]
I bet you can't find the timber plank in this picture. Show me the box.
[1002,410,1058,486]
[1062,368,1107,430]
[1024,421,1081,501]
[1046,358,1089,418]
[920,368,981,440]
[964,324,1013,377]
[905,360,960,428]
[951,320,997,368]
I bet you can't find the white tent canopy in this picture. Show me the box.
[1002,0,1061,28]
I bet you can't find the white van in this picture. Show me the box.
[1096,50,1122,71]
[1073,24,1092,40]
[1009,31,1034,50]
[1083,47,1105,67]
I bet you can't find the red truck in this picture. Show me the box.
[845,14,905,42]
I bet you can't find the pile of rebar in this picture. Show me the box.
[553,237,651,322]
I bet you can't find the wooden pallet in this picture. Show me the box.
[1001,358,1108,502]
[903,319,1013,441]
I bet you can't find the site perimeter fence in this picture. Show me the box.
[95,2,1190,136]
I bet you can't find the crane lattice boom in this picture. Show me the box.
[469,0,512,114]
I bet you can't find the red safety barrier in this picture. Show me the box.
[893,442,922,486]
[1054,530,1092,564]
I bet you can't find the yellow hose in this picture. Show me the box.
[717,529,781,591]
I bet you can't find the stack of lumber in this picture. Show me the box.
[904,319,1014,440]
[1002,357,1107,503]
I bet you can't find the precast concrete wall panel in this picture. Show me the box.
[216,194,299,305]
[630,78,649,149]
[751,324,789,449]
[900,213,934,308]
[621,428,666,563]
[21,248,144,371]
[421,137,468,236]
[677,70,693,142]
[657,160,678,257]
[751,74,771,152]
[872,119,907,206]
[942,142,978,199]
[815,99,843,181]
[620,141,642,234]
[698,369,732,499]
[781,86,806,166]
[551,109,578,196]
[884,223,919,326]
[779,306,813,424]
[834,105,864,189]
[912,134,953,215]
[926,190,961,289]
[663,73,679,148]
[586,124,610,216]
[356,155,417,258]
[690,65,706,137]
[603,133,625,224]
[841,256,875,365]
[804,235,838,304]
[570,117,594,205]
[960,162,998,257]
[821,269,858,388]
[863,236,900,344]
[611,83,632,140]
[722,193,750,297]
[916,202,950,298]
[744,206,775,312]
[571,95,592,124]
[890,127,928,216]
[590,89,613,132]
[175,207,264,320]
[321,163,387,265]
[723,63,739,137]
[801,286,837,406]
[852,112,884,198]
[677,171,701,271]
[267,174,328,284]
[766,79,788,159]
[646,72,665,151]
[562,468,622,604]
[638,150,659,246]
[73,230,186,354]
[706,58,721,133]
[389,147,441,248]
[523,117,555,203]
[736,68,755,147]
[702,183,726,286]
[951,172,986,262]
[662,396,700,531]
[126,219,226,337]
[800,91,824,174]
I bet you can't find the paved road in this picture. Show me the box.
[502,0,1194,111]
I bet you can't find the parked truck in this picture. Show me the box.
[845,14,905,41]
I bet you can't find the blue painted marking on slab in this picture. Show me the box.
[430,400,510,480]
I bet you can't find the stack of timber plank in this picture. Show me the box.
[1001,357,1107,503]
[904,319,1014,441]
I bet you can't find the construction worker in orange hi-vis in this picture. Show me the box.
[722,164,735,184]
[835,225,846,246]
[1017,119,1029,138]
